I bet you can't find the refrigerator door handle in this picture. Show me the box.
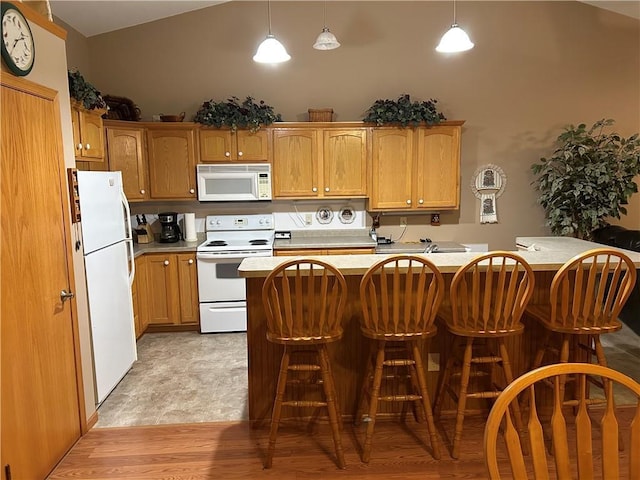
[120,190,135,286]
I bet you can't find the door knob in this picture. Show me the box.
[60,290,75,302]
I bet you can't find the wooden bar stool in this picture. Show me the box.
[262,258,348,469]
[526,248,637,402]
[356,255,444,463]
[434,251,534,459]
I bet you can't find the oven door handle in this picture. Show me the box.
[196,251,271,261]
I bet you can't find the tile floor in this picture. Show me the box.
[95,324,640,428]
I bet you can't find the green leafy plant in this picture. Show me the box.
[531,119,640,239]
[67,69,107,110]
[363,93,446,127]
[194,96,282,132]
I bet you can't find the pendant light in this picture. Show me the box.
[313,1,340,50]
[253,0,291,64]
[436,0,474,53]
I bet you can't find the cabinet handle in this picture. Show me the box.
[325,187,330,192]
[225,152,231,157]
[406,199,412,205]
[189,188,195,194]
[188,259,194,265]
[76,143,83,150]
[140,189,145,194]
[164,260,169,266]
[85,143,91,150]
[238,151,243,157]
[312,187,318,192]
[418,199,424,204]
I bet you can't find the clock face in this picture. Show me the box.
[1,2,35,76]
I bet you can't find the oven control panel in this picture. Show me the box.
[205,214,274,231]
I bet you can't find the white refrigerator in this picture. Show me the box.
[77,171,137,405]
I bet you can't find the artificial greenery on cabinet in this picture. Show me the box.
[67,69,107,110]
[194,96,282,132]
[531,119,640,239]
[363,94,446,127]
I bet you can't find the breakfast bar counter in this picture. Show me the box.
[239,237,640,425]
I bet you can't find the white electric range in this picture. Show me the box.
[196,214,274,333]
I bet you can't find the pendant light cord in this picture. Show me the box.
[268,0,272,34]
[453,0,457,25]
[323,0,327,28]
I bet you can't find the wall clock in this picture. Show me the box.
[1,2,35,76]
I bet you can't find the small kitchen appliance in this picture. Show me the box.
[158,212,181,243]
[196,163,272,202]
[196,214,274,333]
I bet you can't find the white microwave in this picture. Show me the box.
[196,164,272,202]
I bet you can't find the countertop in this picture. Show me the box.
[133,233,203,257]
[375,241,467,254]
[239,236,640,278]
[273,228,376,250]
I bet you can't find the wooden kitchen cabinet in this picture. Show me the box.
[199,128,270,162]
[132,255,149,338]
[369,122,463,211]
[146,124,198,200]
[272,125,368,198]
[144,252,199,328]
[104,122,149,201]
[71,102,106,162]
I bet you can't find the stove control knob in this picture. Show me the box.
[216,220,222,225]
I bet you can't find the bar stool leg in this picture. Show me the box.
[434,336,458,416]
[498,340,528,455]
[451,337,474,460]
[411,340,441,459]
[362,341,385,463]
[317,345,346,469]
[265,348,291,469]
[355,341,375,426]
[531,329,551,370]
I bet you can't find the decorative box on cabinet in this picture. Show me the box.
[146,124,198,200]
[369,122,463,211]
[199,128,270,162]
[104,121,149,201]
[272,124,368,198]
[144,252,199,330]
[71,102,106,162]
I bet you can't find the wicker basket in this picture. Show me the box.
[308,108,333,122]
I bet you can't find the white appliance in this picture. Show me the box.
[77,171,136,405]
[197,214,274,333]
[196,163,272,202]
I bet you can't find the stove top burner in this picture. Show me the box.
[207,240,228,247]
[249,239,269,246]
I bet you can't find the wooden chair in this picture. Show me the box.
[262,258,348,469]
[356,255,444,463]
[434,251,535,459]
[484,362,640,479]
[526,249,637,404]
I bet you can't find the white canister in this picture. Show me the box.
[184,213,197,242]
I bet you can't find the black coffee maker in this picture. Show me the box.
[158,212,182,243]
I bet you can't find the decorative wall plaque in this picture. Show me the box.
[471,164,506,224]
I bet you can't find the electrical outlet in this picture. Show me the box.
[400,216,408,227]
[304,213,312,226]
[427,353,440,371]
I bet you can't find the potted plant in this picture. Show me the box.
[531,119,640,239]
[67,68,107,110]
[363,93,446,127]
[194,96,282,132]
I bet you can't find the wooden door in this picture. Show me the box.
[415,125,461,210]
[146,128,197,199]
[235,129,270,162]
[323,128,368,197]
[199,129,234,162]
[1,75,82,479]
[177,253,199,325]
[370,128,414,210]
[78,109,105,160]
[272,129,319,197]
[106,126,149,201]
[145,254,178,325]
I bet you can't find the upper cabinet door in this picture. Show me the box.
[199,129,234,161]
[323,129,368,197]
[71,104,106,161]
[272,129,319,197]
[415,125,461,210]
[106,126,148,201]
[235,129,270,162]
[146,127,197,199]
[199,129,270,162]
[370,128,414,210]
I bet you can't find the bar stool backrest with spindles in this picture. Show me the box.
[484,363,640,479]
[262,258,348,469]
[527,248,637,374]
[434,251,535,459]
[356,255,444,463]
